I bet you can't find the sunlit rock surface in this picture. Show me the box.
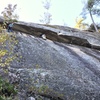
[1,21,100,100]
[9,32,100,100]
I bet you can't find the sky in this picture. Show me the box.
[0,0,99,28]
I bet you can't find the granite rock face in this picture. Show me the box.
[1,21,100,100]
[8,32,100,100]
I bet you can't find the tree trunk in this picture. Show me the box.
[89,10,99,32]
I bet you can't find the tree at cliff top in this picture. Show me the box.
[81,0,100,32]
[1,4,19,22]
[40,0,52,24]
[74,17,89,30]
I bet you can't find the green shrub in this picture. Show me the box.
[0,33,19,99]
[0,77,17,99]
[0,33,19,73]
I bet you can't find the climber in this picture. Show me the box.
[7,23,14,32]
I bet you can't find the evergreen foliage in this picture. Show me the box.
[0,27,18,100]
[40,0,52,24]
[0,77,17,100]
[1,4,19,23]
[81,0,100,32]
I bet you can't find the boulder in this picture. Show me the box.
[8,32,100,100]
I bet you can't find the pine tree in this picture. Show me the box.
[40,0,52,24]
[81,0,100,32]
[1,4,19,22]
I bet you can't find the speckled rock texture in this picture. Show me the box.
[8,32,100,100]
[1,21,100,100]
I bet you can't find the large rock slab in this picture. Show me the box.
[8,33,100,100]
[13,22,100,50]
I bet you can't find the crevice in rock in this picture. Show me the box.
[13,22,100,51]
